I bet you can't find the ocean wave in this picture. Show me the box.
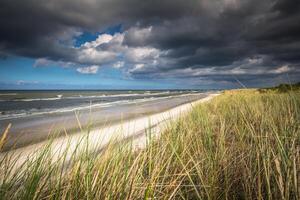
[69,91,173,98]
[13,97,63,102]
[0,93,202,120]
[9,91,178,101]
[0,99,140,120]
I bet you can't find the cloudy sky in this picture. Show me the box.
[0,0,299,89]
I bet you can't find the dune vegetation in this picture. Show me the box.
[0,86,299,199]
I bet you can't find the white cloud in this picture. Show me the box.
[134,63,145,69]
[34,58,51,67]
[34,58,75,68]
[75,33,125,65]
[271,65,291,74]
[125,47,160,62]
[129,63,145,73]
[82,34,113,48]
[77,48,116,64]
[76,65,99,74]
[113,61,124,68]
[35,27,163,74]
[16,80,39,85]
[74,29,162,74]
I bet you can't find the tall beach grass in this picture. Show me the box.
[0,89,299,199]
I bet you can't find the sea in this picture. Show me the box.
[0,90,207,120]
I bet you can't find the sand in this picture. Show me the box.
[1,93,209,149]
[0,93,219,170]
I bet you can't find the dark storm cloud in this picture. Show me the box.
[0,0,203,54]
[0,0,207,64]
[124,0,300,86]
[124,0,300,65]
[0,0,300,86]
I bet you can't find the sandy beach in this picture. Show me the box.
[1,92,211,149]
[0,93,219,169]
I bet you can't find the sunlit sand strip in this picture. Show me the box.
[1,93,220,170]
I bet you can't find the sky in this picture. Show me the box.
[0,0,299,89]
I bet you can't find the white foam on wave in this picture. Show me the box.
[69,91,173,99]
[13,97,62,102]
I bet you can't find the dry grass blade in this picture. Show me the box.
[274,157,285,200]
[0,123,11,150]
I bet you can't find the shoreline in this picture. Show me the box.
[1,93,212,150]
[0,93,219,170]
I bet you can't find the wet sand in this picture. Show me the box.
[0,93,211,150]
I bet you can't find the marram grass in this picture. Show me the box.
[0,89,299,199]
